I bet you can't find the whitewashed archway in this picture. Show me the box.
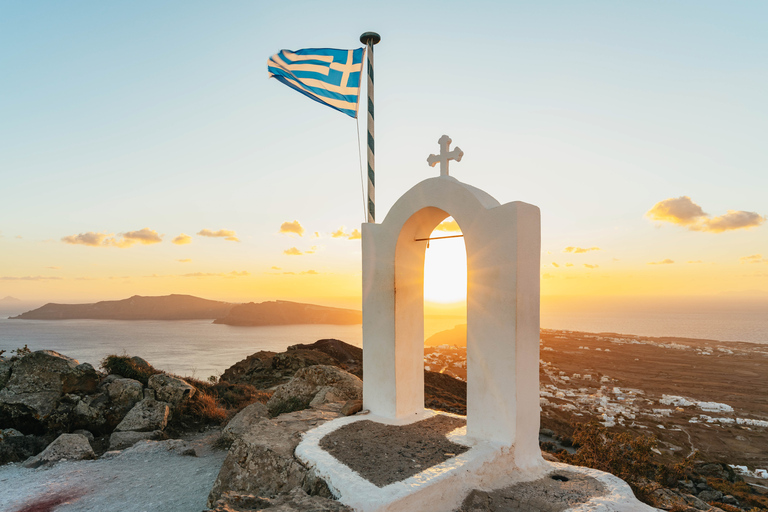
[361,175,541,462]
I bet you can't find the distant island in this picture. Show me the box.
[10,294,234,321]
[9,294,362,326]
[0,296,21,304]
[213,300,362,326]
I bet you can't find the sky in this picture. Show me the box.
[1,1,767,309]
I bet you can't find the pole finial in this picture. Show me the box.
[360,32,381,45]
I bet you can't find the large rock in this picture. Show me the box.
[207,404,343,506]
[105,377,144,409]
[22,433,95,468]
[0,356,12,389]
[148,373,196,406]
[220,402,269,444]
[266,365,362,411]
[108,430,163,450]
[0,351,100,431]
[0,431,47,465]
[220,350,339,389]
[207,488,353,512]
[287,339,362,375]
[115,398,170,432]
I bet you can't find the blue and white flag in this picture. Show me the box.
[268,47,364,118]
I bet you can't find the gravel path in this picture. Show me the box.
[0,432,226,512]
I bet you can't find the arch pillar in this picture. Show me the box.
[362,176,541,462]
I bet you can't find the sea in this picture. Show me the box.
[1,299,766,378]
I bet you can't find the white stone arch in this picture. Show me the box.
[361,176,541,461]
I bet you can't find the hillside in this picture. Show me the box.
[213,300,362,326]
[10,294,234,321]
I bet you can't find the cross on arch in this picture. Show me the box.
[427,135,464,177]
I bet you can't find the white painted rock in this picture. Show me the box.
[22,433,95,468]
[114,398,170,432]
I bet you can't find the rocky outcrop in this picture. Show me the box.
[221,350,339,389]
[22,433,95,468]
[220,402,269,445]
[287,339,363,374]
[104,376,144,411]
[148,373,196,406]
[108,430,164,450]
[114,398,170,432]
[207,404,344,507]
[207,488,353,512]
[0,350,100,432]
[213,300,361,326]
[266,365,362,411]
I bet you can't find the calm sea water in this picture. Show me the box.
[1,299,766,378]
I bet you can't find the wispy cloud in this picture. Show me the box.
[181,271,250,278]
[552,262,560,268]
[177,259,192,263]
[687,260,703,264]
[348,229,361,240]
[0,275,63,281]
[197,229,239,242]
[646,196,765,233]
[331,227,349,238]
[62,228,162,248]
[435,219,460,232]
[583,264,599,269]
[46,266,61,270]
[271,266,281,270]
[280,220,305,237]
[565,263,574,267]
[172,233,192,245]
[284,247,303,256]
[648,259,675,265]
[300,269,319,275]
[564,246,601,254]
[740,254,768,264]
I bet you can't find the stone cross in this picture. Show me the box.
[427,135,464,177]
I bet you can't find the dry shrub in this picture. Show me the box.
[180,390,227,425]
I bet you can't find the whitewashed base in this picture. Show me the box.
[296,410,659,512]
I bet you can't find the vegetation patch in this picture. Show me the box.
[268,396,310,418]
[100,355,160,385]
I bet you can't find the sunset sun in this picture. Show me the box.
[423,222,467,304]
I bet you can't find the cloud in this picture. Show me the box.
[648,259,675,265]
[687,260,703,264]
[181,271,250,278]
[542,273,554,279]
[348,229,361,240]
[62,228,163,248]
[313,232,320,238]
[177,259,192,263]
[583,264,599,269]
[172,234,192,245]
[435,219,460,232]
[646,196,765,233]
[46,266,61,270]
[740,254,768,264]
[197,229,240,242]
[564,246,601,254]
[552,262,559,268]
[704,211,765,233]
[284,247,303,256]
[305,246,318,254]
[331,227,349,238]
[271,266,281,270]
[62,232,111,247]
[565,263,574,267]
[283,271,296,275]
[300,270,319,275]
[121,228,162,245]
[0,275,63,281]
[280,220,305,237]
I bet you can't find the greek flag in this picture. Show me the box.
[268,47,364,118]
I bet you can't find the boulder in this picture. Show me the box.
[207,404,343,506]
[220,350,339,389]
[0,432,47,465]
[207,488,353,512]
[108,430,163,450]
[0,356,11,389]
[22,433,95,468]
[148,373,196,406]
[114,398,170,432]
[0,350,100,431]
[340,399,363,416]
[266,365,362,411]
[221,402,269,444]
[105,377,144,409]
[698,490,723,502]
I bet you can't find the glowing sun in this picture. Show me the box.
[423,223,467,303]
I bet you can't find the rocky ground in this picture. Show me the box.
[1,333,767,511]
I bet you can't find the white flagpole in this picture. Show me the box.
[360,31,380,223]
